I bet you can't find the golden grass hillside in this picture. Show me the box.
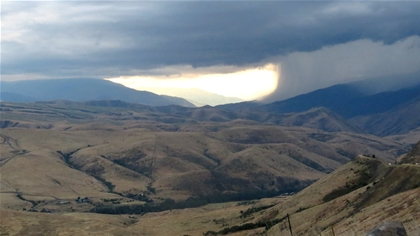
[261,156,420,236]
[191,155,420,236]
[1,101,417,236]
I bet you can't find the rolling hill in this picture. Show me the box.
[276,107,363,133]
[2,137,418,236]
[0,101,409,209]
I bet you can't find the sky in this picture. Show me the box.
[2,1,420,103]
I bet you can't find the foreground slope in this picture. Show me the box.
[199,154,419,236]
[1,156,419,236]
[197,139,420,235]
[261,155,420,235]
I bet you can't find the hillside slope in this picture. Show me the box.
[350,95,420,136]
[398,140,420,164]
[264,83,420,119]
[219,155,420,236]
[201,154,420,236]
[278,107,363,133]
[0,101,409,214]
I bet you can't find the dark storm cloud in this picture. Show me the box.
[2,1,420,79]
[262,36,420,102]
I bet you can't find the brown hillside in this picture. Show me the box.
[279,107,363,133]
[1,102,408,213]
[262,156,420,236]
[0,101,419,236]
[201,155,420,236]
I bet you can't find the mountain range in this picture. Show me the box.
[1,75,420,235]
[263,83,420,119]
[0,78,195,107]
[219,75,420,137]
[2,76,420,136]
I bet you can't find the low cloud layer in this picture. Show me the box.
[2,1,420,99]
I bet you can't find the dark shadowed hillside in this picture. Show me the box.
[350,95,420,136]
[264,84,365,117]
[264,83,420,119]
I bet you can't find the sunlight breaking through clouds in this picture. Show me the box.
[106,64,279,101]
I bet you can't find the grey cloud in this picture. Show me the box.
[2,1,420,79]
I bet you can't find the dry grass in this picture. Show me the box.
[0,197,286,236]
[264,157,420,236]
[1,101,417,235]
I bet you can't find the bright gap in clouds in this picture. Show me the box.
[106,64,278,101]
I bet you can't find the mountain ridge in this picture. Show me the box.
[0,78,195,107]
[134,87,244,107]
[264,83,420,119]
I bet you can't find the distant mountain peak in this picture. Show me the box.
[0,78,195,107]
